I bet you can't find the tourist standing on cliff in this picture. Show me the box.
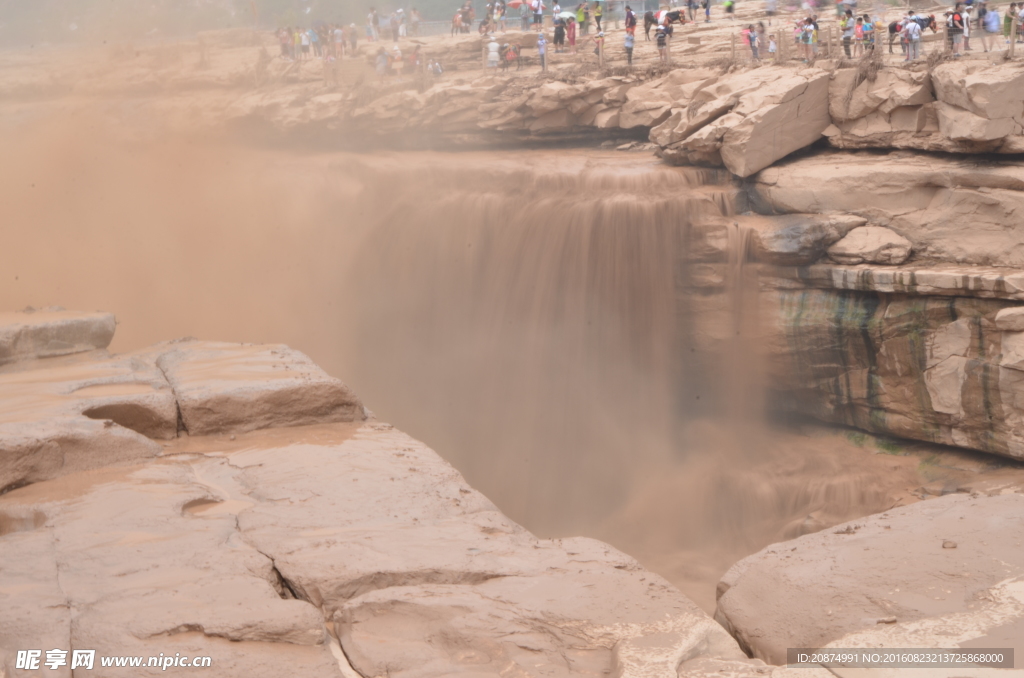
[349,24,359,52]
[980,3,999,50]
[487,36,501,66]
[624,29,635,63]
[963,6,973,50]
[656,24,668,60]
[277,28,291,59]
[625,5,637,33]
[948,4,965,55]
[593,2,604,31]
[800,18,815,60]
[567,16,578,52]
[745,24,760,58]
[554,14,566,50]
[902,15,921,59]
[370,8,381,40]
[533,0,545,26]
[537,32,548,69]
[840,10,854,57]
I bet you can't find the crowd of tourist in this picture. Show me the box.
[735,0,1024,64]
[276,24,359,61]
[275,0,1024,76]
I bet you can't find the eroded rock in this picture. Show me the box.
[155,341,365,435]
[0,309,115,365]
[714,494,1024,664]
[655,66,831,178]
[751,151,1024,267]
[827,225,912,265]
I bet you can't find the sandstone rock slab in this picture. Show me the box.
[719,68,831,178]
[750,152,1024,267]
[155,341,365,435]
[1,413,745,678]
[0,462,342,678]
[655,67,831,178]
[715,493,1024,664]
[827,225,912,265]
[0,309,115,365]
[995,306,1024,332]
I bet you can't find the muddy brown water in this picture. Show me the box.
[3,124,1022,612]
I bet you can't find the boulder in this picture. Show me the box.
[829,68,933,122]
[619,68,720,129]
[827,225,912,265]
[936,101,1016,142]
[720,68,831,178]
[995,306,1024,332]
[155,341,365,435]
[655,67,831,178]
[749,214,865,266]
[690,214,865,266]
[931,60,1024,120]
[0,309,115,365]
[714,494,1024,664]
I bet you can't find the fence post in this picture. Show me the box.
[482,45,487,69]
[1011,18,1019,59]
[731,31,736,60]
[599,37,604,66]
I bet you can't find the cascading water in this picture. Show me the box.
[330,152,924,611]
[0,134,936,613]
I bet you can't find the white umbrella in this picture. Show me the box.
[559,11,575,18]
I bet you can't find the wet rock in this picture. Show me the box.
[155,341,365,435]
[714,494,1024,664]
[826,226,912,265]
[756,290,1024,461]
[0,309,115,365]
[750,214,865,266]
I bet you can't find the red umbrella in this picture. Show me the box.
[507,0,545,7]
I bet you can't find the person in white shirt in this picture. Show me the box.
[487,36,500,66]
[902,17,921,59]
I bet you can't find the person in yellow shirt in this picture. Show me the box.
[593,2,604,31]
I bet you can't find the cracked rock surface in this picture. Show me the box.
[0,312,744,677]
